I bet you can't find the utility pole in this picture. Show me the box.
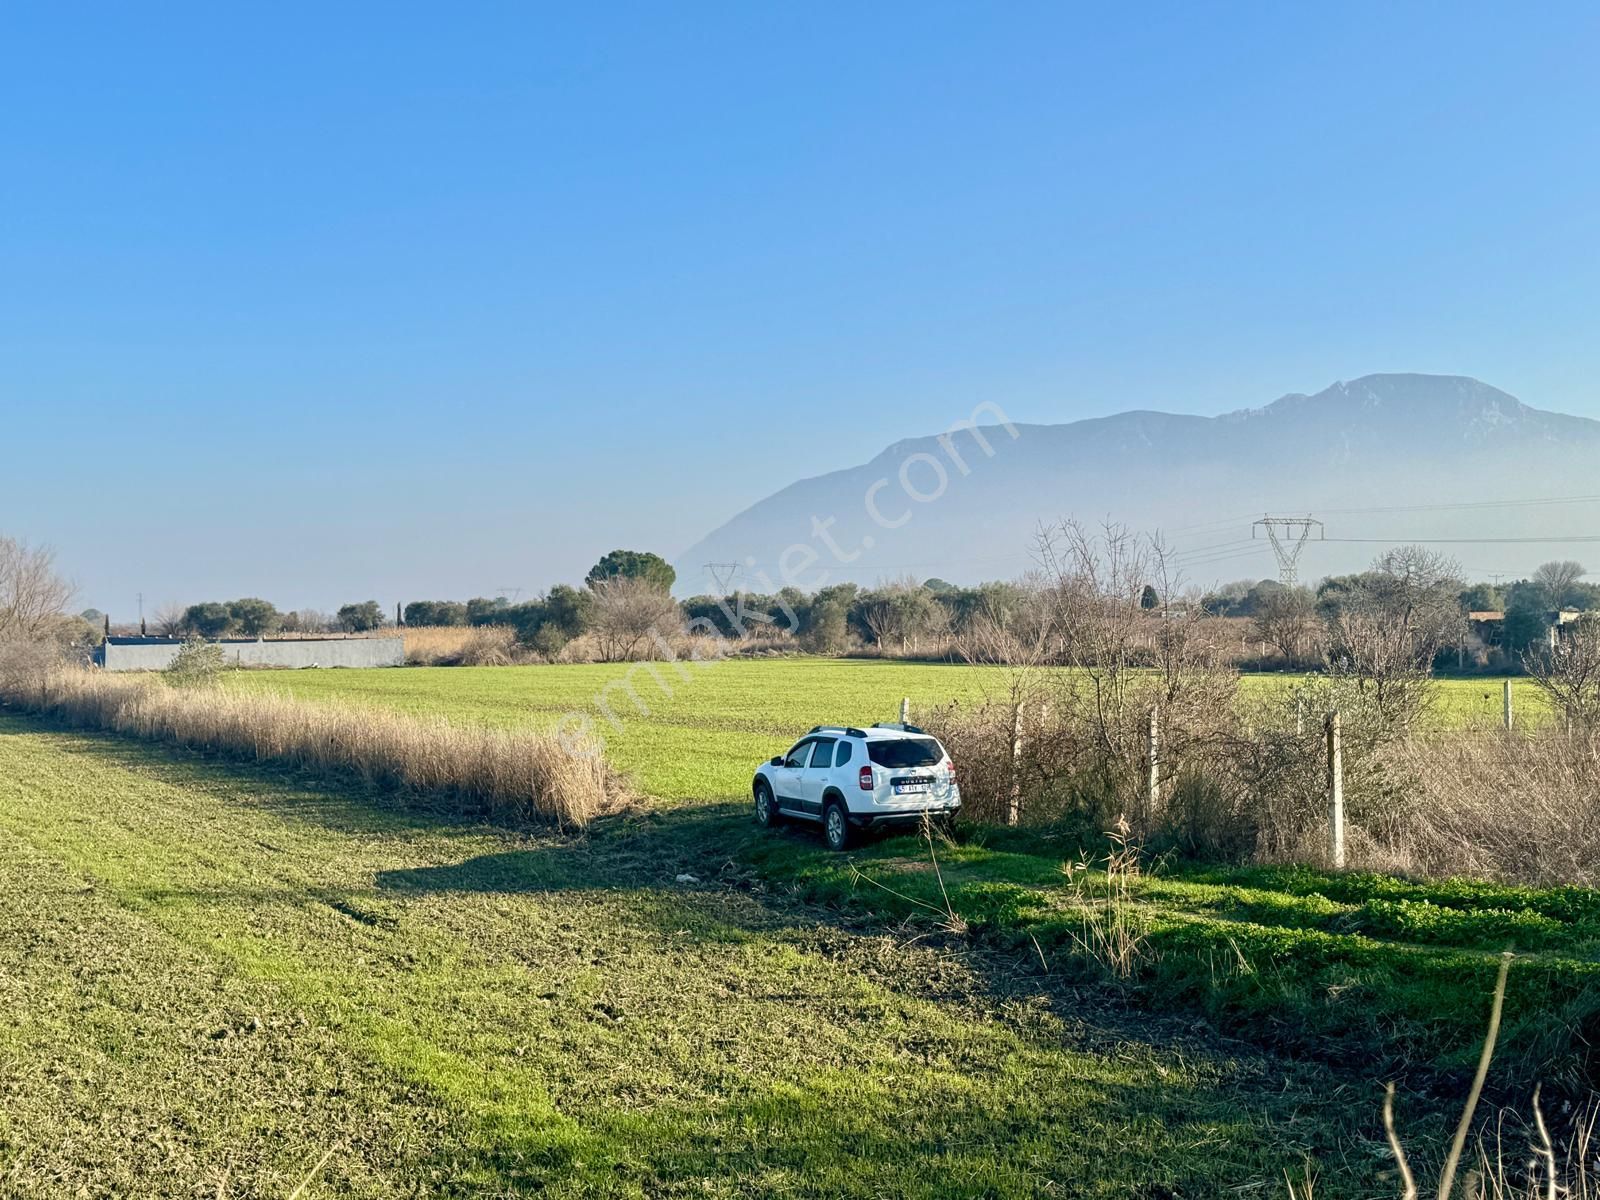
[1252,516,1324,586]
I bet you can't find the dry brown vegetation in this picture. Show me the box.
[0,661,619,827]
[402,623,523,666]
[1376,730,1600,886]
[916,527,1600,886]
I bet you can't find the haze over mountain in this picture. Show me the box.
[676,374,1600,596]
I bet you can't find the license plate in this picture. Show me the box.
[893,782,929,795]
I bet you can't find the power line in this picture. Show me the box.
[1324,535,1600,545]
[1317,493,1600,517]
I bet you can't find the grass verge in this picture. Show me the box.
[736,824,1600,1091]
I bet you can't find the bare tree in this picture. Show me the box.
[1323,545,1462,733]
[856,577,948,655]
[589,577,682,662]
[151,603,188,638]
[0,536,74,642]
[1534,560,1586,610]
[1030,521,1238,834]
[1527,614,1600,730]
[1252,587,1322,666]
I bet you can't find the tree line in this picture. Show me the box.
[1217,557,1596,670]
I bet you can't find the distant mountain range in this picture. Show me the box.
[675,374,1600,595]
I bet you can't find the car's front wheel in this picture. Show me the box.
[753,780,779,828]
[823,801,852,852]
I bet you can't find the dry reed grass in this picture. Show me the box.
[1,666,618,827]
[403,624,523,666]
[1375,731,1600,886]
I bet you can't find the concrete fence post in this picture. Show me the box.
[900,696,910,725]
[1503,679,1514,732]
[1147,707,1160,828]
[1008,702,1024,827]
[1326,710,1345,870]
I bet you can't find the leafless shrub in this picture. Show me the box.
[928,523,1245,845]
[1033,521,1242,839]
[0,666,620,827]
[1526,614,1600,731]
[1323,546,1463,734]
[589,577,683,663]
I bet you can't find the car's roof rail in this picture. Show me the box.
[871,721,927,735]
[809,724,870,738]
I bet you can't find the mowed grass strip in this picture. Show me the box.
[0,716,1382,1197]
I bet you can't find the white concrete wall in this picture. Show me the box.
[100,638,405,671]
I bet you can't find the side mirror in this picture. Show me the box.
[770,756,784,766]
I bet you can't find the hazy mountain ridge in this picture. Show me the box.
[676,375,1600,595]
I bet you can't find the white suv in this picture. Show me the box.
[752,723,961,851]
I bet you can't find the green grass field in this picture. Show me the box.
[222,660,1590,1079]
[224,657,1549,801]
[0,715,1378,1197]
[0,660,1572,1195]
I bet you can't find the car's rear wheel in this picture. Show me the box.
[753,780,779,828]
[823,801,852,852]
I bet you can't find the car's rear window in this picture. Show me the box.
[867,738,942,768]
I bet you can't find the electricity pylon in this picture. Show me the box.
[704,562,742,596]
[1252,516,1323,586]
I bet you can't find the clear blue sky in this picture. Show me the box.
[4,3,1598,613]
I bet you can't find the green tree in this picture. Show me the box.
[404,600,468,627]
[466,597,511,625]
[227,597,281,637]
[1458,582,1504,613]
[1503,601,1550,659]
[585,549,676,593]
[337,601,384,632]
[182,602,235,638]
[801,585,856,653]
[541,584,593,642]
[1139,584,1159,610]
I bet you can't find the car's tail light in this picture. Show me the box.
[858,766,874,791]
[947,760,957,783]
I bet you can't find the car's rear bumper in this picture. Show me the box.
[847,802,960,828]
